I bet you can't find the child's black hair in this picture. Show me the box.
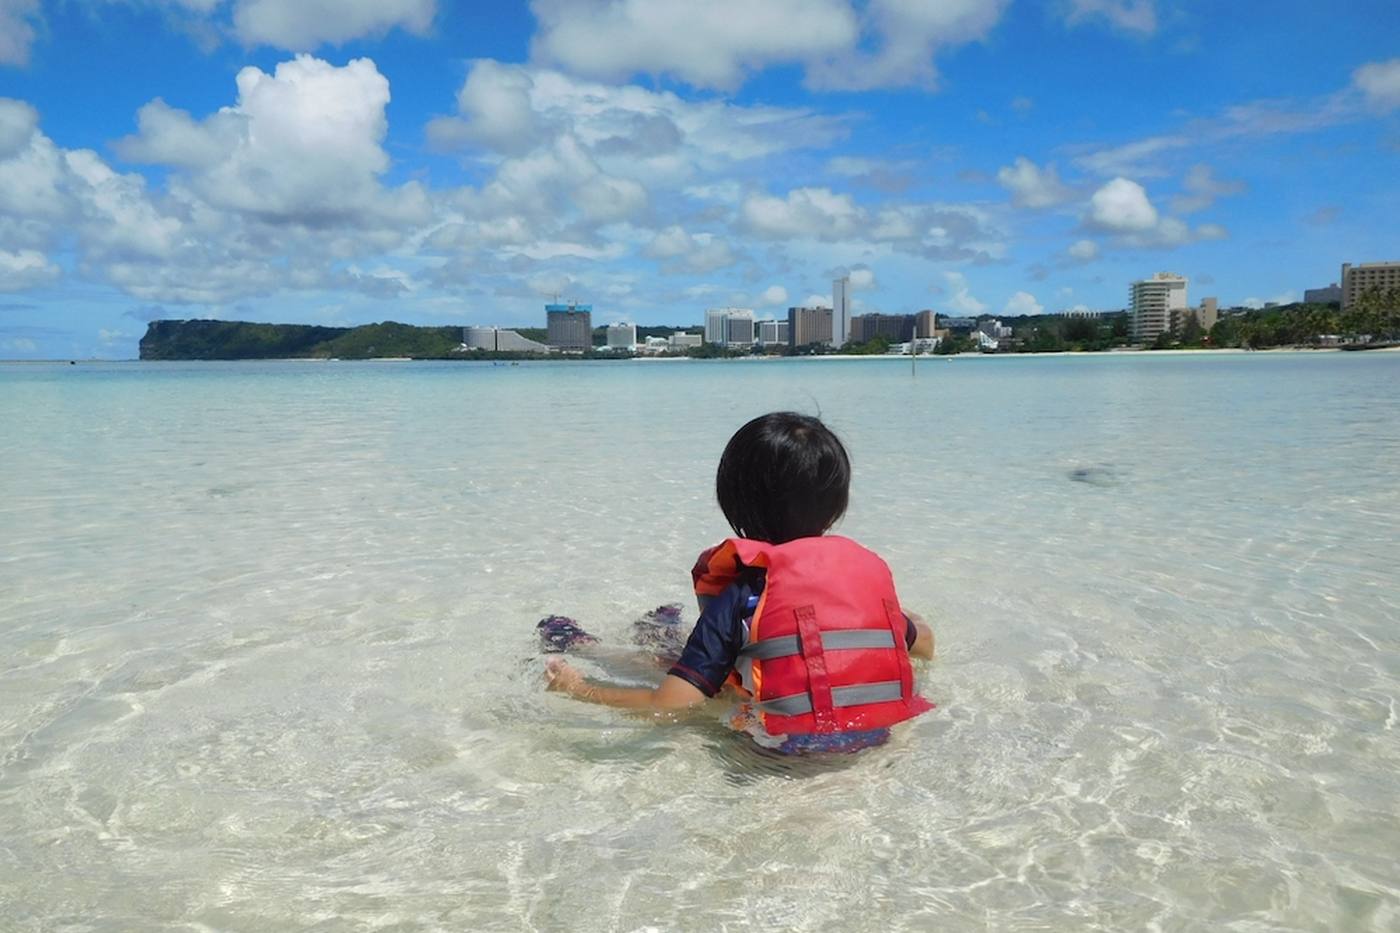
[716,412,851,543]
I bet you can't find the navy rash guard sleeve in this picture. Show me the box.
[667,581,751,697]
[666,576,920,698]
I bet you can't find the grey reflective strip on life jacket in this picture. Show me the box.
[739,628,896,661]
[757,680,904,716]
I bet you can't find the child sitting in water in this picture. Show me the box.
[543,411,935,753]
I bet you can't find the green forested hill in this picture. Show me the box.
[140,320,466,360]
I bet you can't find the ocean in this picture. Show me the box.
[2,352,1398,930]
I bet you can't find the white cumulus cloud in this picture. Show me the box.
[1353,58,1400,110]
[6,0,437,59]
[423,64,841,281]
[1,62,434,306]
[643,226,695,260]
[1083,179,1227,249]
[572,172,648,225]
[530,0,857,90]
[943,271,987,316]
[0,96,39,158]
[760,285,789,307]
[743,194,998,263]
[232,0,435,49]
[428,62,848,178]
[997,156,1073,209]
[806,0,1011,91]
[64,148,182,260]
[0,0,39,67]
[1003,290,1043,316]
[1065,0,1157,35]
[458,133,647,229]
[848,266,876,289]
[0,160,168,301]
[643,226,737,274]
[1170,164,1245,214]
[743,187,863,240]
[0,248,59,291]
[117,55,427,227]
[530,0,1007,92]
[1087,177,1159,231]
[1067,239,1098,261]
[426,59,541,155]
[115,98,245,169]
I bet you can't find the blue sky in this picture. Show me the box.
[0,0,1397,359]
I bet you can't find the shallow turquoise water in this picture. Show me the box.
[2,353,1398,930]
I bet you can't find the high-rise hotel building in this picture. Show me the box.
[756,319,790,346]
[703,308,729,345]
[914,310,938,338]
[832,276,851,348]
[788,306,834,348]
[725,312,755,347]
[1130,273,1188,344]
[463,326,549,352]
[704,308,755,347]
[849,313,915,344]
[1341,262,1400,309]
[546,302,592,350]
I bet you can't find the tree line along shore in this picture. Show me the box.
[139,292,1400,361]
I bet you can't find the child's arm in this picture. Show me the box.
[906,611,936,660]
[545,659,708,711]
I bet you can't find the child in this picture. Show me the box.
[544,411,935,753]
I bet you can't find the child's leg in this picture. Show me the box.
[536,613,676,681]
[536,615,599,653]
[630,603,686,663]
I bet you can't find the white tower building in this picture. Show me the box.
[1130,273,1188,345]
[704,308,730,345]
[832,276,851,348]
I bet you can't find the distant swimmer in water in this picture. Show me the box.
[542,412,936,754]
[1069,465,1121,487]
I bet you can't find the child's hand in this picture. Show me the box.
[544,658,586,695]
[906,611,935,661]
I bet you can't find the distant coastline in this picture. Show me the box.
[14,346,1398,365]
[136,317,1398,362]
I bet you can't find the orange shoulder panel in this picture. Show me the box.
[691,538,774,596]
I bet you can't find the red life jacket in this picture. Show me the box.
[692,535,933,736]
